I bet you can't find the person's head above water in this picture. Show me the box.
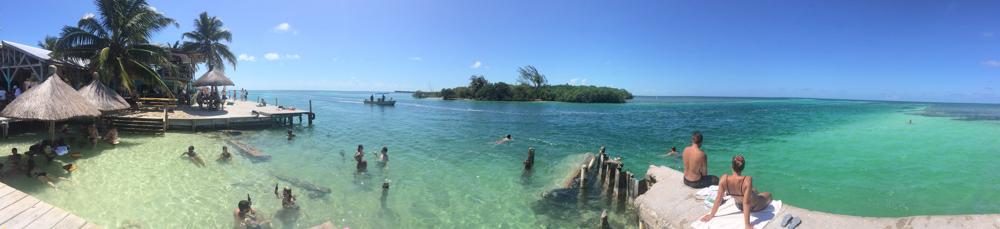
[732,155,746,175]
[188,146,195,151]
[381,146,388,153]
[357,145,364,151]
[691,131,703,146]
[506,134,512,139]
[238,200,251,212]
[11,148,17,154]
[671,147,677,152]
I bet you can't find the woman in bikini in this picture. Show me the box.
[700,155,772,229]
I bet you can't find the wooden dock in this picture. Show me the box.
[108,99,316,131]
[0,182,100,229]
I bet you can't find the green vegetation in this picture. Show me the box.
[53,0,179,96]
[181,12,237,71]
[417,66,633,103]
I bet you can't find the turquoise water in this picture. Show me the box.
[1,91,999,228]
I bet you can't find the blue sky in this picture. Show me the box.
[2,0,1000,103]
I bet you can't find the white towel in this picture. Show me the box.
[695,185,719,200]
[690,200,782,229]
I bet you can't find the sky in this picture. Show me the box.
[2,0,1000,103]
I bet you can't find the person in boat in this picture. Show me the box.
[667,146,679,157]
[218,146,233,162]
[181,146,206,167]
[8,148,21,167]
[682,131,718,188]
[524,147,535,170]
[87,124,100,147]
[378,146,389,165]
[701,155,773,228]
[496,134,513,144]
[280,186,298,209]
[286,129,295,140]
[103,126,119,145]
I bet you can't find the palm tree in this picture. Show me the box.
[53,0,177,97]
[517,65,547,89]
[38,36,58,50]
[181,12,236,71]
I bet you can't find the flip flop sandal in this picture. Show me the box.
[787,217,802,229]
[781,214,793,227]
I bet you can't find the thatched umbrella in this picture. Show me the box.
[0,66,101,141]
[193,69,234,109]
[79,73,130,112]
[193,69,235,87]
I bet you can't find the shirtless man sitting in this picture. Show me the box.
[682,131,718,188]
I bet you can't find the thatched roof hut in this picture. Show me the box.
[193,69,235,87]
[1,67,100,120]
[78,73,130,112]
[1,66,100,140]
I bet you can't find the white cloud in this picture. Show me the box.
[285,54,300,59]
[409,57,422,61]
[982,60,1000,67]
[264,53,280,61]
[237,54,256,62]
[470,61,482,69]
[568,78,588,86]
[82,13,95,19]
[273,23,292,33]
[147,6,157,12]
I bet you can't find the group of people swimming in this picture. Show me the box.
[353,144,389,172]
[4,143,77,188]
[181,145,238,167]
[678,131,773,228]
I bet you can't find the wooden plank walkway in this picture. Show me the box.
[0,182,101,229]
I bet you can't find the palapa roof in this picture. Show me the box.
[0,67,101,121]
[193,69,235,87]
[78,74,130,112]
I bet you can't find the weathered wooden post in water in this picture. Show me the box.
[308,100,313,125]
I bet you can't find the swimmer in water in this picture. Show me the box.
[181,146,207,167]
[496,134,513,144]
[666,147,679,157]
[218,146,232,162]
[354,145,365,163]
[287,129,295,140]
[379,146,389,165]
[280,186,298,209]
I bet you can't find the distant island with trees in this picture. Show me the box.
[413,66,633,103]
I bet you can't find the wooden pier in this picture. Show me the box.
[108,99,316,132]
[0,182,101,229]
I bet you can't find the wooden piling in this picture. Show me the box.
[308,100,313,125]
[162,108,169,133]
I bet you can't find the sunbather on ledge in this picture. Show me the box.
[683,131,718,188]
[701,155,773,229]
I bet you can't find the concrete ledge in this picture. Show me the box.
[634,165,1000,229]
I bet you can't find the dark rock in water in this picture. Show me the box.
[270,171,331,198]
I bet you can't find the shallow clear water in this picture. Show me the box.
[1,91,998,228]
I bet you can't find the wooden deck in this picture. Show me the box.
[108,100,315,130]
[0,182,100,229]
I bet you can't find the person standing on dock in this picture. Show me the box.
[682,131,718,188]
